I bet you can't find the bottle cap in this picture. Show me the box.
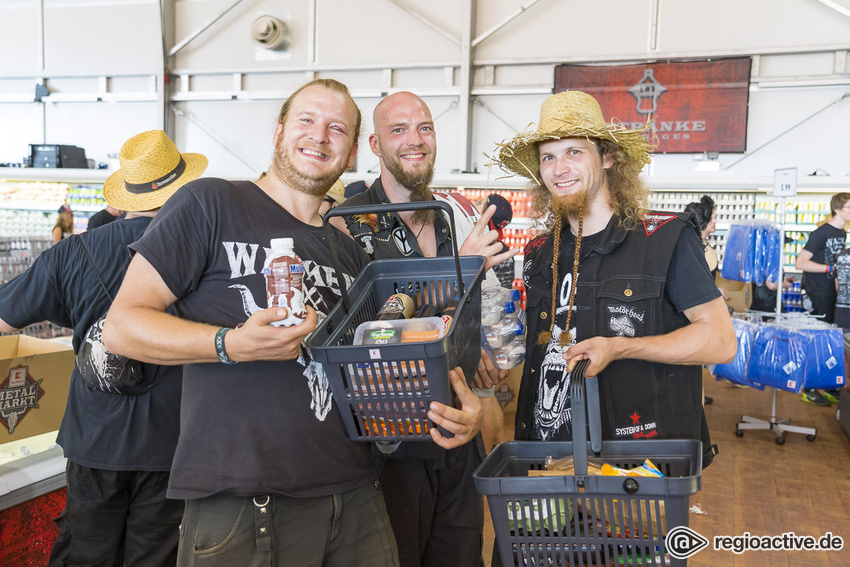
[270,237,294,250]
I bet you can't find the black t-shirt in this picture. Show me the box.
[87,208,119,230]
[801,223,845,300]
[834,248,850,328]
[751,282,779,313]
[528,220,718,441]
[0,217,182,471]
[132,178,374,499]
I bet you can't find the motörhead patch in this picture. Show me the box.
[642,213,677,236]
[606,304,646,337]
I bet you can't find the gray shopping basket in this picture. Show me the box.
[309,201,486,442]
[474,360,703,566]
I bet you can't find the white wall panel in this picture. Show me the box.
[656,0,850,55]
[0,105,43,164]
[172,99,288,177]
[473,0,652,61]
[316,0,461,65]
[0,0,848,182]
[721,86,850,176]
[173,0,309,70]
[43,102,159,163]
[43,0,161,73]
[758,53,837,78]
[0,2,42,74]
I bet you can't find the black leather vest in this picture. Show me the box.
[515,212,714,466]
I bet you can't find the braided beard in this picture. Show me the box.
[409,184,435,225]
[383,150,435,224]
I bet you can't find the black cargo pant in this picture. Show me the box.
[48,461,182,567]
[377,442,484,567]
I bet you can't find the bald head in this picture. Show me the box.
[370,91,437,203]
[373,92,432,134]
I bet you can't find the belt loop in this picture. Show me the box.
[253,495,272,552]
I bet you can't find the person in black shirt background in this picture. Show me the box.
[0,129,206,566]
[86,203,123,230]
[795,192,850,405]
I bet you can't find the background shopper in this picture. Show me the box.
[795,192,850,405]
[87,203,123,229]
[0,129,205,566]
[52,204,73,243]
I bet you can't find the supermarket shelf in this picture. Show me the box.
[0,202,102,213]
[3,169,843,193]
[0,167,109,183]
[715,222,818,232]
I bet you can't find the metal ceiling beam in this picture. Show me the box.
[458,0,476,171]
[811,0,850,19]
[471,0,542,48]
[168,0,247,58]
[386,0,459,45]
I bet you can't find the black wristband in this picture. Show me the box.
[215,327,238,365]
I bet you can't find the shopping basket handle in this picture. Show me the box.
[323,200,465,312]
[569,358,602,476]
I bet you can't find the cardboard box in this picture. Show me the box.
[495,363,523,415]
[716,273,752,314]
[0,336,74,443]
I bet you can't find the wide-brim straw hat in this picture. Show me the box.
[103,130,208,212]
[493,90,654,183]
[326,178,346,203]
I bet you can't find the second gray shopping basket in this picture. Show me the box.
[474,359,704,566]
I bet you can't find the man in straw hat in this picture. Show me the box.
[105,79,481,566]
[0,129,207,566]
[493,90,735,468]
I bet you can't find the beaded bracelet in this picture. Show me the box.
[215,327,238,365]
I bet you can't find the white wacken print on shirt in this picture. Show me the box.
[223,240,355,422]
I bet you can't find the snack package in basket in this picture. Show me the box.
[532,455,668,538]
[506,498,573,535]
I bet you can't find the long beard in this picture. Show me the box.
[550,189,591,222]
[272,137,346,197]
[384,152,435,224]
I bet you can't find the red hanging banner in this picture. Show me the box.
[554,58,751,153]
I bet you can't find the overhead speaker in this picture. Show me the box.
[251,15,289,50]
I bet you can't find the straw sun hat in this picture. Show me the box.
[493,90,654,183]
[103,130,208,212]
[325,178,346,204]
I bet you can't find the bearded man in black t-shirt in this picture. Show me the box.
[491,91,736,473]
[104,79,480,567]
